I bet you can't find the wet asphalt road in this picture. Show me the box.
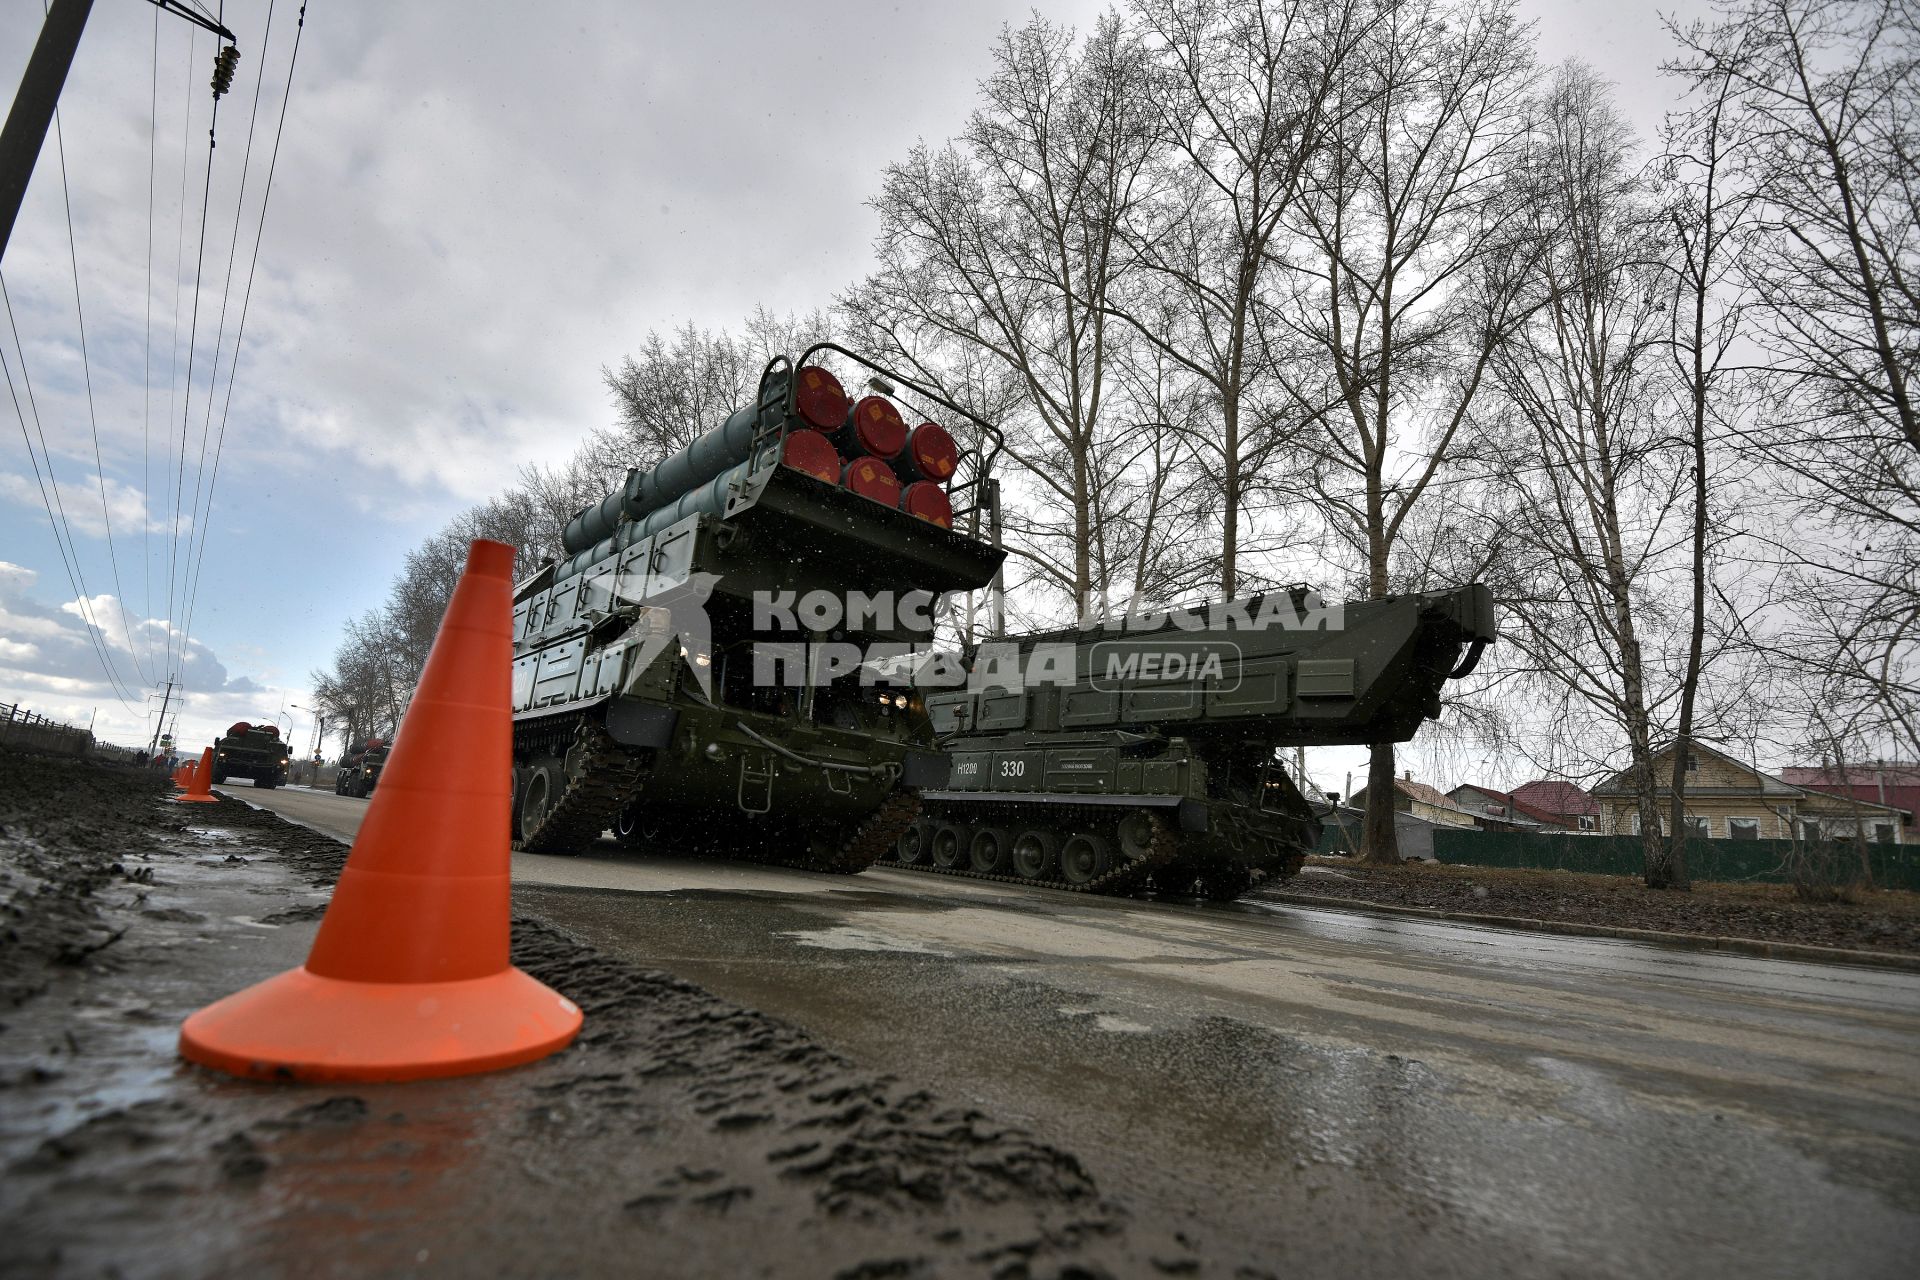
[228,783,1920,1278]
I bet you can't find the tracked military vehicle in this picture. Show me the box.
[212,721,290,789]
[892,585,1496,900]
[334,736,389,798]
[509,346,1004,870]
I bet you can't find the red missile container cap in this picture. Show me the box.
[781,429,842,484]
[842,396,908,460]
[260,725,280,737]
[794,365,850,431]
[227,721,252,737]
[843,455,902,507]
[900,481,954,528]
[901,422,958,483]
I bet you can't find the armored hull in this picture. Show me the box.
[509,351,1004,870]
[890,586,1497,900]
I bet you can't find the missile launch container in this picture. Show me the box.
[212,721,291,789]
[509,347,1005,870]
[896,585,1496,900]
[333,737,389,798]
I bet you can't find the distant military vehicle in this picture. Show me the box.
[333,737,389,798]
[212,721,291,789]
[895,585,1496,900]
[508,346,1004,869]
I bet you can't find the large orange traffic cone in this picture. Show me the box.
[175,748,217,804]
[178,540,581,1082]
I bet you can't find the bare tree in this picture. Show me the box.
[1271,0,1536,862]
[1655,44,1762,888]
[600,307,833,472]
[1668,0,1920,758]
[1476,64,1709,885]
[1110,0,1365,596]
[848,14,1157,614]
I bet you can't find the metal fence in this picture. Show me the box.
[1429,828,1920,893]
[0,702,94,757]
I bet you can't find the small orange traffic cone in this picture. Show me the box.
[175,748,217,804]
[178,540,581,1082]
[172,763,187,790]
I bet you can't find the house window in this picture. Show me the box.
[1578,815,1596,831]
[1800,819,1823,842]
[1729,818,1760,840]
[1872,822,1897,845]
[1685,752,1700,773]
[1682,815,1710,838]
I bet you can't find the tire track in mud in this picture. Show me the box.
[1,756,1220,1278]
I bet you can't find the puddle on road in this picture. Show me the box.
[1058,1008,1154,1034]
[777,925,952,955]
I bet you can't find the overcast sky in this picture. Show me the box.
[0,0,1708,781]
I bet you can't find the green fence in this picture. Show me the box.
[1427,828,1920,892]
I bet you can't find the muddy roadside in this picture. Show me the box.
[0,754,1217,1278]
[1272,855,1920,957]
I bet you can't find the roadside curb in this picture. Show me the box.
[1262,890,1920,973]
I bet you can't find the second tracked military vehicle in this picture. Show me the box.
[893,585,1496,900]
[334,737,389,798]
[508,345,1005,870]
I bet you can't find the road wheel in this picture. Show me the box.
[612,802,659,850]
[1116,811,1157,862]
[1060,832,1112,886]
[212,772,227,785]
[929,822,966,869]
[1010,829,1059,881]
[517,757,565,847]
[1153,860,1199,897]
[895,820,930,865]
[968,826,1012,874]
[1196,866,1256,902]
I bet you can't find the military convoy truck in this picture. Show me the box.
[893,585,1496,900]
[333,737,389,798]
[211,721,291,789]
[507,346,1004,870]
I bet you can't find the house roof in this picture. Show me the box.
[1779,765,1919,820]
[1590,741,1801,798]
[1590,743,1910,817]
[1780,763,1920,786]
[1447,783,1555,827]
[1393,778,1470,812]
[1349,777,1472,814]
[1510,779,1600,816]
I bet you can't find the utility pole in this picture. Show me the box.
[1,0,235,263]
[0,0,92,263]
[148,675,176,753]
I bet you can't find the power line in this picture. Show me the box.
[162,25,194,678]
[142,1,159,670]
[181,1,308,682]
[0,277,141,711]
[48,66,152,683]
[168,27,221,683]
[178,0,273,680]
